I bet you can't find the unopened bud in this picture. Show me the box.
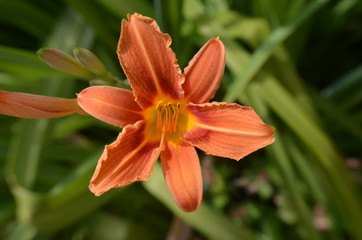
[37,48,94,79]
[73,48,107,76]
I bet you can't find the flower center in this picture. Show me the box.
[143,99,195,144]
[156,102,181,133]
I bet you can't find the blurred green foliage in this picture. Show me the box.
[0,0,361,239]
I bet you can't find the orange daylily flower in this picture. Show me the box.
[0,90,83,118]
[77,13,275,212]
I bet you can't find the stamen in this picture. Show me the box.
[157,106,162,131]
[155,102,181,134]
[172,104,180,132]
[165,103,171,132]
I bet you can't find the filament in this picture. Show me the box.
[156,102,181,133]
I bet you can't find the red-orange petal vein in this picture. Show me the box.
[118,13,184,108]
[184,102,275,160]
[161,141,202,212]
[183,38,225,103]
[90,120,161,196]
[0,90,83,118]
[77,86,143,128]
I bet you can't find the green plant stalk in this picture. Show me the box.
[5,119,50,189]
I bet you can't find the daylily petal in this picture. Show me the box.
[118,13,184,108]
[77,86,143,128]
[0,90,83,118]
[183,38,225,103]
[161,141,202,212]
[90,120,161,196]
[184,102,275,160]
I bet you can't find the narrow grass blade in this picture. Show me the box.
[96,0,154,18]
[256,76,362,240]
[66,0,119,49]
[322,63,362,111]
[4,9,96,231]
[0,45,65,79]
[224,0,328,102]
[267,132,322,240]
[0,0,54,39]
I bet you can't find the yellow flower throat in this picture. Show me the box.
[143,99,195,144]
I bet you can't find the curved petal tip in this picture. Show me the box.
[161,142,202,212]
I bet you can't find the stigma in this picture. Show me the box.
[156,102,181,133]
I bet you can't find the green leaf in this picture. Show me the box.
[0,45,65,80]
[3,10,97,236]
[66,0,119,49]
[223,0,329,102]
[322,63,362,111]
[96,0,154,18]
[255,76,362,240]
[0,0,54,39]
